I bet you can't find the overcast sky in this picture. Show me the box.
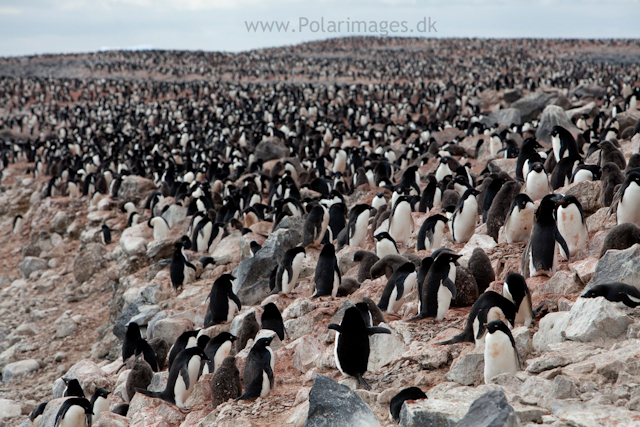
[0,0,638,57]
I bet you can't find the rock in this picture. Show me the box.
[73,243,108,283]
[120,236,148,256]
[210,231,242,265]
[487,108,522,126]
[563,180,602,214]
[146,232,182,261]
[56,316,77,338]
[50,211,71,234]
[457,389,521,427]
[151,317,195,345]
[532,312,569,353]
[232,227,302,306]
[617,110,640,133]
[551,401,640,426]
[570,85,606,99]
[304,374,381,427]
[512,327,532,361]
[289,335,324,373]
[538,270,583,295]
[285,309,326,342]
[117,176,157,204]
[569,257,598,284]
[526,353,571,374]
[502,89,522,103]
[93,412,130,427]
[368,323,405,371]
[550,375,578,400]
[590,244,640,290]
[19,256,47,279]
[445,350,484,386]
[161,204,187,228]
[400,397,469,427]
[255,137,289,161]
[536,105,580,143]
[0,398,21,419]
[60,359,112,397]
[510,92,556,122]
[2,359,40,382]
[565,101,598,119]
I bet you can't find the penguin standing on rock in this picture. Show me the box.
[313,243,341,298]
[521,194,570,278]
[612,172,640,227]
[63,378,85,398]
[374,232,399,259]
[484,320,519,384]
[416,214,448,251]
[237,337,275,400]
[90,388,110,423]
[30,402,48,425]
[388,196,414,246]
[377,262,417,315]
[54,397,93,427]
[524,162,552,201]
[168,330,198,371]
[148,216,171,240]
[170,236,196,292]
[504,194,535,243]
[556,196,588,257]
[122,322,142,362]
[327,307,391,390]
[502,273,533,327]
[273,246,305,295]
[414,251,460,321]
[204,274,241,327]
[136,347,208,408]
[451,189,479,243]
[303,204,329,247]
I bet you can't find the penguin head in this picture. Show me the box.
[486,319,512,336]
[254,336,274,348]
[557,195,580,210]
[180,235,192,250]
[513,193,534,211]
[197,335,210,349]
[374,232,394,243]
[581,287,601,299]
[92,388,110,400]
[530,162,544,174]
[215,274,236,289]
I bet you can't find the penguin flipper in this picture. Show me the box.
[229,292,242,311]
[355,373,371,390]
[134,388,163,400]
[157,259,172,265]
[620,293,640,308]
[555,228,571,261]
[186,260,197,271]
[327,323,342,332]
[265,365,274,388]
[367,326,391,336]
[436,330,474,345]
[180,364,190,391]
[444,278,457,300]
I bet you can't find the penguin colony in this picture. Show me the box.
[0,38,639,426]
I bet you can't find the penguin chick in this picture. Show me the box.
[210,356,242,408]
[234,311,260,353]
[467,247,495,294]
[353,250,379,283]
[125,356,154,403]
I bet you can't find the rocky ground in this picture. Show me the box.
[1,38,640,427]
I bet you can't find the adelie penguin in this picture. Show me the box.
[122,322,142,362]
[273,246,305,295]
[30,401,48,426]
[261,302,286,340]
[63,378,85,398]
[302,204,329,247]
[90,388,110,423]
[374,231,399,259]
[388,196,414,246]
[136,346,208,408]
[169,236,196,292]
[521,194,570,278]
[414,251,460,321]
[168,330,198,371]
[582,283,640,308]
[612,172,640,227]
[377,262,417,315]
[484,320,519,384]
[556,195,588,257]
[12,214,23,234]
[204,274,241,327]
[451,188,479,243]
[313,243,341,298]
[54,397,93,427]
[237,336,275,400]
[437,290,516,347]
[504,193,535,243]
[389,387,427,423]
[99,224,118,245]
[148,216,171,240]
[417,214,448,251]
[347,204,372,248]
[328,307,391,390]
[550,125,580,163]
[524,162,552,201]
[502,273,533,327]
[202,332,237,375]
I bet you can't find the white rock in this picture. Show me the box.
[2,359,40,382]
[0,398,21,419]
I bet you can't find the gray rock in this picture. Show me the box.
[56,317,77,338]
[161,204,187,228]
[368,323,405,372]
[503,89,522,103]
[117,176,157,204]
[457,389,521,427]
[536,105,580,143]
[550,375,578,400]
[19,256,47,279]
[444,350,484,386]
[570,85,607,99]
[151,317,195,346]
[487,108,522,126]
[255,137,290,162]
[526,353,571,374]
[113,300,160,339]
[50,211,71,234]
[2,359,40,382]
[590,244,640,290]
[304,374,381,427]
[0,398,21,420]
[232,227,302,306]
[563,180,603,214]
[211,231,242,265]
[73,243,108,283]
[551,401,640,426]
[400,398,469,427]
[510,92,556,122]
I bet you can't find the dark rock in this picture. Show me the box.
[73,242,108,283]
[570,85,607,99]
[255,137,289,162]
[457,389,521,427]
[535,105,580,144]
[502,89,522,103]
[510,92,556,122]
[486,108,522,127]
[304,374,381,427]
[117,176,157,204]
[451,266,479,307]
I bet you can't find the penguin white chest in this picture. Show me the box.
[573,169,593,183]
[453,197,478,243]
[557,205,587,257]
[333,332,344,374]
[376,239,398,259]
[389,203,414,245]
[484,333,518,383]
[435,163,452,182]
[92,397,109,423]
[60,406,87,427]
[331,270,340,298]
[618,182,640,226]
[525,171,550,201]
[351,212,370,247]
[428,221,446,250]
[214,341,232,371]
[436,281,453,321]
[227,298,238,322]
[551,135,562,162]
[506,204,534,243]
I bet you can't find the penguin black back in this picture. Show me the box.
[389,387,427,423]
[313,243,341,298]
[63,378,85,398]
[168,330,198,371]
[237,336,275,400]
[122,322,142,362]
[54,397,93,427]
[204,273,241,327]
[582,283,640,308]
[261,303,286,340]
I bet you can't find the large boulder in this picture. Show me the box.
[486,108,522,127]
[590,244,640,289]
[117,176,157,204]
[457,389,521,427]
[19,256,48,279]
[304,374,381,427]
[536,105,580,143]
[73,242,108,283]
[2,359,40,382]
[510,92,556,122]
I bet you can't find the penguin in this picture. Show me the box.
[135,338,159,372]
[388,196,414,246]
[12,214,23,234]
[313,243,341,298]
[371,192,387,211]
[613,172,640,227]
[123,356,153,403]
[148,216,171,240]
[122,322,142,362]
[550,155,581,190]
[54,397,93,427]
[63,378,85,398]
[582,283,640,308]
[30,401,48,426]
[437,290,516,347]
[467,247,495,294]
[419,175,442,212]
[451,188,479,243]
[347,204,372,248]
[302,204,329,247]
[599,140,626,170]
[202,332,237,375]
[325,202,347,243]
[484,320,519,384]
[486,180,521,242]
[353,250,379,283]
[524,162,551,201]
[389,387,427,423]
[374,232,399,259]
[504,193,535,243]
[237,336,275,400]
[377,262,417,315]
[99,224,117,245]
[516,137,543,181]
[371,254,415,280]
[111,404,129,417]
[273,246,306,294]
[210,356,242,408]
[136,346,208,408]
[502,273,533,327]
[416,214,448,251]
[599,223,640,257]
[556,195,588,257]
[571,164,601,184]
[435,156,454,182]
[204,274,241,327]
[600,162,625,207]
[482,176,506,223]
[169,237,196,292]
[550,125,579,162]
[89,388,110,424]
[327,307,391,390]
[149,337,170,371]
[234,311,260,353]
[414,251,460,321]
[249,241,262,256]
[168,330,198,371]
[260,302,286,341]
[521,194,570,278]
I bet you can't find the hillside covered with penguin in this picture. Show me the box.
[1,37,640,427]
